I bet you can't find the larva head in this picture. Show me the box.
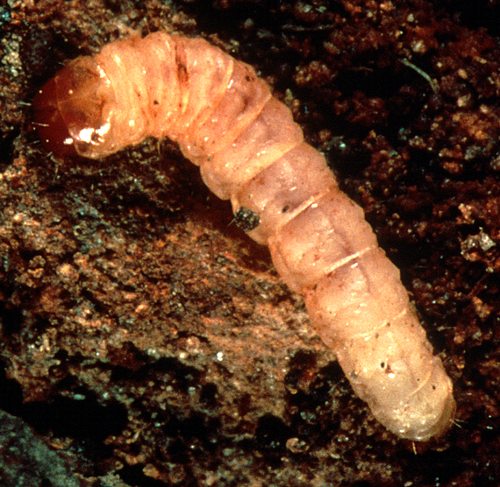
[33,56,117,158]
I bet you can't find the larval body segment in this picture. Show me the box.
[33,31,455,441]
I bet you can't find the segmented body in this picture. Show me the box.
[33,32,455,441]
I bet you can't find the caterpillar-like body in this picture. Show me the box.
[32,32,455,441]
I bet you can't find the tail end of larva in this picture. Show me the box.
[373,359,456,442]
[403,392,456,442]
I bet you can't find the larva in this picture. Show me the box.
[32,32,455,441]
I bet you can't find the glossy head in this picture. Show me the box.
[33,73,77,156]
[32,56,116,158]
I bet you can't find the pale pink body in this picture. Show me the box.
[34,32,455,441]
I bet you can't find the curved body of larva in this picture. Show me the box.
[33,32,455,441]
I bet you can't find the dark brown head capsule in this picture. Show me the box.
[33,57,116,157]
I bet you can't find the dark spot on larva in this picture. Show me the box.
[234,207,260,232]
[178,63,189,85]
[380,362,385,368]
[153,100,159,105]
[281,205,290,213]
[239,94,251,112]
